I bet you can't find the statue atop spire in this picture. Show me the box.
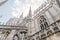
[0,0,8,6]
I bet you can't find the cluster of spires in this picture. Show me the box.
[19,7,32,19]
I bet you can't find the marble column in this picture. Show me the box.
[19,31,27,40]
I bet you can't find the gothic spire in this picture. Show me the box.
[28,6,32,17]
[20,12,23,19]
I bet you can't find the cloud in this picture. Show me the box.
[11,0,46,18]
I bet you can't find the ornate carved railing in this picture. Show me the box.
[0,25,28,40]
[0,25,27,30]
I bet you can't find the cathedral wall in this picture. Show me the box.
[26,0,60,40]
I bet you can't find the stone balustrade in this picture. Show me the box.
[0,25,27,30]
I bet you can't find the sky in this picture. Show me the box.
[0,0,47,23]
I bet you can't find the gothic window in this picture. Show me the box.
[40,16,48,30]
[40,24,44,30]
[44,21,49,29]
[13,34,19,40]
[56,0,60,7]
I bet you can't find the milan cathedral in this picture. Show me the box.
[0,0,60,40]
